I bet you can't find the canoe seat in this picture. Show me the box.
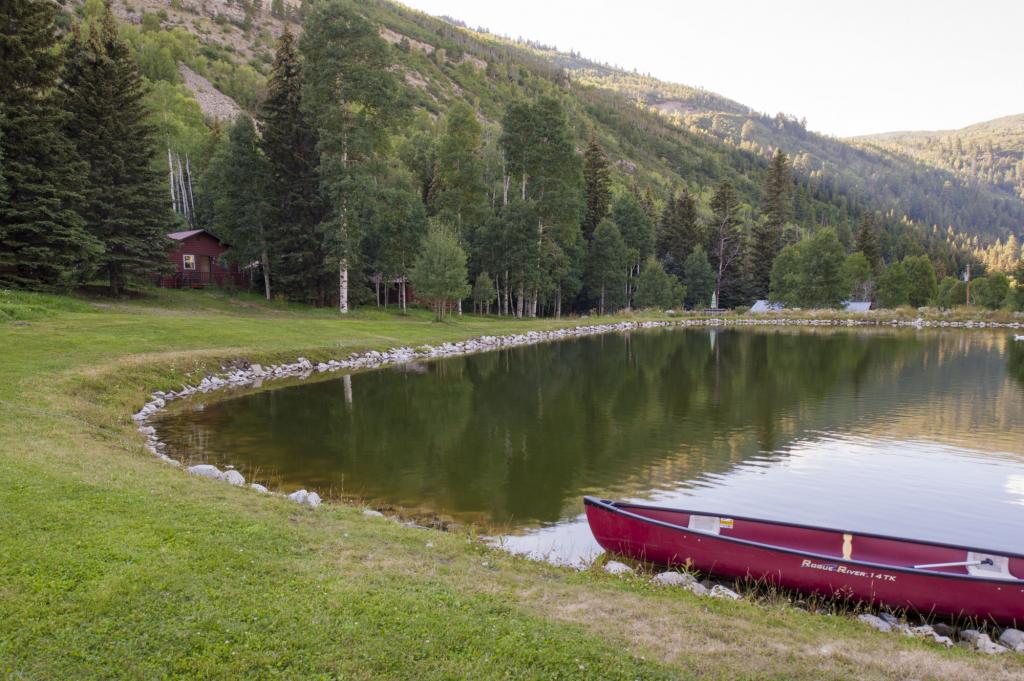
[688,514,721,535]
[968,552,1016,580]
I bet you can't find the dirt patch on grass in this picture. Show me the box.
[524,583,1023,680]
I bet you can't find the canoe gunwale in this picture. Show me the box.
[584,496,1024,585]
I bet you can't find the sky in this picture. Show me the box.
[399,0,1024,138]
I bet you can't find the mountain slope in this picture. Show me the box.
[855,114,1024,204]
[94,0,1019,254]
[102,0,864,229]
[562,65,1024,240]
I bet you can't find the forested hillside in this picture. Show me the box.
[569,66,1024,241]
[856,114,1024,202]
[3,0,1021,314]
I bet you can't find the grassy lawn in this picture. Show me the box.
[1,288,1021,679]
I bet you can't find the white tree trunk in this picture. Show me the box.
[261,247,271,301]
[338,260,349,314]
[168,148,176,211]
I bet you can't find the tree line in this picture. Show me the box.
[3,0,1020,315]
[1,0,167,294]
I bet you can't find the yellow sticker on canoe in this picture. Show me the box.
[720,518,734,529]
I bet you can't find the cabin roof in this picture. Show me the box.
[167,229,230,246]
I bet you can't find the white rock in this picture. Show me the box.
[305,492,322,507]
[974,633,1007,654]
[878,612,900,626]
[999,628,1024,651]
[138,425,156,437]
[249,483,269,494]
[362,509,384,518]
[651,571,695,587]
[187,464,223,480]
[602,560,634,575]
[222,469,245,486]
[960,629,982,644]
[686,582,710,596]
[857,614,893,633]
[288,489,310,504]
[710,585,742,600]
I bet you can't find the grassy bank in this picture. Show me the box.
[1,288,1021,680]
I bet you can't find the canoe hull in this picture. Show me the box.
[584,498,1024,625]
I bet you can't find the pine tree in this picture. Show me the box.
[855,213,883,274]
[62,8,171,295]
[751,149,791,297]
[634,256,679,310]
[581,134,611,240]
[260,28,328,303]
[206,115,274,299]
[656,188,700,277]
[683,246,715,309]
[0,0,99,290]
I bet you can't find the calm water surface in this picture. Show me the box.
[155,328,1024,564]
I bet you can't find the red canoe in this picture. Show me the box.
[584,496,1024,625]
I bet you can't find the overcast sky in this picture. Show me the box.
[399,0,1024,138]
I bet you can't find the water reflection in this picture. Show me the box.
[155,328,1024,563]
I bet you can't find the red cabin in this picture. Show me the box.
[157,229,244,289]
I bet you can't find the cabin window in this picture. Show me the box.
[183,254,196,270]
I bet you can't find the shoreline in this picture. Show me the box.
[136,313,1024,491]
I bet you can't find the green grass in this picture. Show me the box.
[1,289,1021,680]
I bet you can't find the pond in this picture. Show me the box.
[154,327,1024,565]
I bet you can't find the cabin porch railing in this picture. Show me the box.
[155,271,246,289]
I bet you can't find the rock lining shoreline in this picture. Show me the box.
[132,314,1024,497]
[129,315,1024,654]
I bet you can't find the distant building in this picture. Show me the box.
[843,301,872,312]
[156,229,244,289]
[749,300,784,313]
